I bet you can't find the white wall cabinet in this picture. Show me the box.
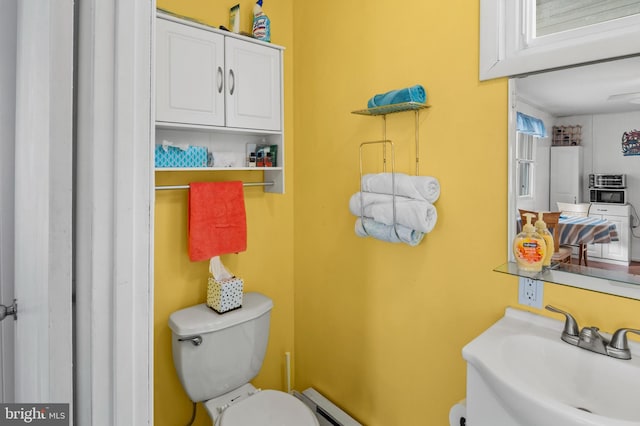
[587,204,631,265]
[155,13,285,193]
[549,146,583,209]
[156,14,281,131]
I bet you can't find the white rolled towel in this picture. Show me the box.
[361,173,440,203]
[349,192,437,233]
[355,217,425,246]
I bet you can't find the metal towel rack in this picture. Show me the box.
[358,140,399,238]
[351,101,429,176]
[155,181,274,190]
[352,102,430,238]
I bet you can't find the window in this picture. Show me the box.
[479,0,640,80]
[515,112,545,199]
[535,0,640,38]
[516,133,535,198]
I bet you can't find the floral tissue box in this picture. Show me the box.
[207,275,243,314]
[154,144,208,168]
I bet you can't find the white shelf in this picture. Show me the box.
[155,121,282,135]
[155,167,283,172]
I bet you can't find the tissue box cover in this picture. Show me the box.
[207,275,243,313]
[155,145,208,168]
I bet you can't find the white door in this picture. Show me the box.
[0,0,18,404]
[225,37,281,131]
[550,146,583,207]
[0,0,73,412]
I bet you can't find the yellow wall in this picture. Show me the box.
[153,1,294,425]
[292,1,640,426]
[154,1,640,426]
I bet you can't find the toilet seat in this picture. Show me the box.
[217,389,319,426]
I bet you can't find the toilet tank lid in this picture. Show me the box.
[168,292,273,337]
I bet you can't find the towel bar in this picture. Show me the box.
[155,181,274,190]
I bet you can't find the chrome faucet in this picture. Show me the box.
[608,328,640,360]
[545,305,640,360]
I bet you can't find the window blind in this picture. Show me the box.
[516,112,547,138]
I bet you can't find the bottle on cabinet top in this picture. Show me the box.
[252,0,271,42]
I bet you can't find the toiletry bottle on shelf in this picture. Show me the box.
[513,213,546,272]
[252,0,271,42]
[534,212,554,267]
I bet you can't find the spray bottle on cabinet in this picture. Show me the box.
[252,0,271,42]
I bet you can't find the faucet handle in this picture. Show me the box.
[545,305,580,344]
[607,328,640,360]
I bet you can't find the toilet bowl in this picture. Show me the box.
[169,292,319,426]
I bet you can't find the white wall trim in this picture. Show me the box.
[75,0,154,424]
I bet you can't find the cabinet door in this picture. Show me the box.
[225,37,281,131]
[586,215,603,260]
[601,214,630,262]
[586,243,603,259]
[156,18,225,126]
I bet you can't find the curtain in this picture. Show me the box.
[516,112,547,138]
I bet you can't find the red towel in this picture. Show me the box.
[188,181,247,261]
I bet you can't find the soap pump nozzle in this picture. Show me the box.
[522,213,536,233]
[534,211,554,267]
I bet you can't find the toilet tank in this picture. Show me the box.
[169,292,273,403]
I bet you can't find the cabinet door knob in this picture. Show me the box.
[229,69,235,95]
[217,66,223,93]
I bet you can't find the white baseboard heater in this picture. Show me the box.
[293,388,362,426]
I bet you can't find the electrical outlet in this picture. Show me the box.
[518,277,543,308]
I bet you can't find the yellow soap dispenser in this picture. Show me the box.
[534,212,554,268]
[513,212,546,272]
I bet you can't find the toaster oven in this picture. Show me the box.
[589,174,626,188]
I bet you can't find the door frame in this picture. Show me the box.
[75,0,154,424]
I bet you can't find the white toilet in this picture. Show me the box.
[169,292,319,426]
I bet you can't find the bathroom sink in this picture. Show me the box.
[462,308,640,426]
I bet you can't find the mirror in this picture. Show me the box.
[506,55,640,298]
